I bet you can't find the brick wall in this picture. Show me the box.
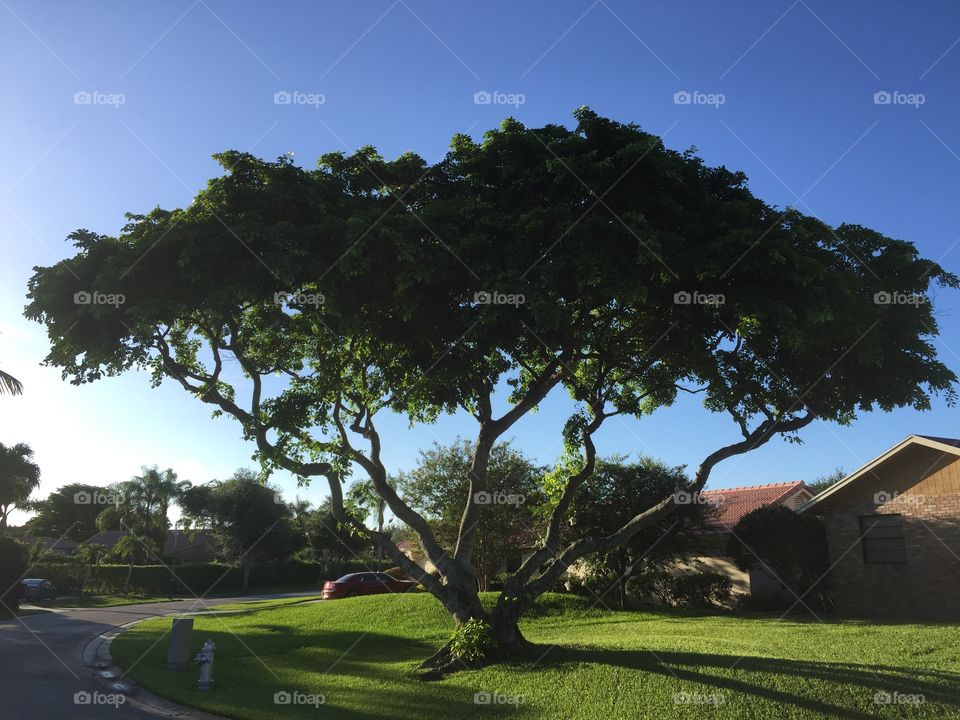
[824,492,960,620]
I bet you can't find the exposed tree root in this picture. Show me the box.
[416,636,537,681]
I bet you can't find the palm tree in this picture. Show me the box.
[0,368,22,396]
[0,442,41,535]
[348,479,389,569]
[95,481,147,591]
[0,335,24,396]
[130,467,191,549]
[96,467,191,590]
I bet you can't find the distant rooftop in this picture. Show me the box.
[700,481,809,532]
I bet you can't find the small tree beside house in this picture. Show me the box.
[727,504,830,610]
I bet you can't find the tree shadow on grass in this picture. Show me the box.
[515,644,960,719]
[221,629,486,720]
[119,628,487,720]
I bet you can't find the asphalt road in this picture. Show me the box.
[0,594,313,720]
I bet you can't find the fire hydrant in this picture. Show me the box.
[194,639,215,691]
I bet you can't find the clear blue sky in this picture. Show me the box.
[3,1,960,523]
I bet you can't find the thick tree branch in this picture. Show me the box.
[332,399,467,586]
[517,409,816,598]
[508,402,605,591]
[453,360,565,566]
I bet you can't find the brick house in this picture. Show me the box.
[799,435,960,620]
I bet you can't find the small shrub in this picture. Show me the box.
[565,568,616,598]
[626,569,673,605]
[449,618,493,662]
[668,571,733,608]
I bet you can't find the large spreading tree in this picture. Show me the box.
[26,109,956,671]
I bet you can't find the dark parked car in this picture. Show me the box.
[322,572,418,599]
[19,578,57,601]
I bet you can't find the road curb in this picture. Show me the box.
[81,594,323,720]
[83,615,228,720]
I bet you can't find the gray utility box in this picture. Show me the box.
[167,617,195,670]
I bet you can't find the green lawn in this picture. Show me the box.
[193,596,324,613]
[111,592,960,720]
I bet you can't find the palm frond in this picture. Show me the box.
[0,369,23,396]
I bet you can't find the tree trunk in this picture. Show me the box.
[489,603,529,652]
[242,560,253,591]
[124,562,133,593]
[376,514,384,571]
[418,581,531,679]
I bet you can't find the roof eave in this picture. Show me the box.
[798,435,960,513]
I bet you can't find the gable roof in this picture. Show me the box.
[20,535,81,553]
[700,481,810,532]
[83,529,215,555]
[86,530,124,548]
[798,434,960,512]
[163,529,215,555]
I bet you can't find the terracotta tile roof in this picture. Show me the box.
[700,481,809,532]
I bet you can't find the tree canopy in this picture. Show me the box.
[96,466,190,559]
[398,439,546,589]
[180,469,302,587]
[25,482,107,541]
[565,457,708,608]
[290,496,367,564]
[25,108,957,664]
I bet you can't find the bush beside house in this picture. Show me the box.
[727,504,830,611]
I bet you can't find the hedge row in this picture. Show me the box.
[29,559,371,596]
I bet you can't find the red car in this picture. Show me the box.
[322,572,418,599]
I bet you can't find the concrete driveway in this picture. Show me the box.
[0,594,315,720]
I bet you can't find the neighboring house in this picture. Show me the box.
[163,529,218,562]
[696,481,814,598]
[85,529,124,550]
[85,529,217,562]
[799,435,960,620]
[20,535,80,556]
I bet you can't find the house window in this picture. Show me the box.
[859,514,907,564]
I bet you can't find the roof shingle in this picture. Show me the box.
[700,481,808,532]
